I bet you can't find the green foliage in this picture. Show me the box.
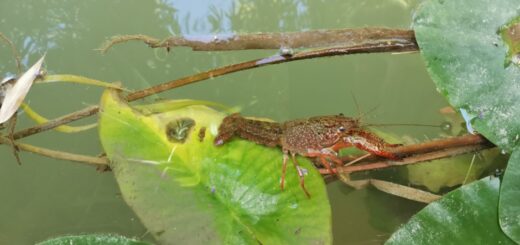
[98,89,332,244]
[499,151,520,242]
[386,177,515,244]
[36,234,149,245]
[413,0,520,151]
[357,0,520,243]
[412,0,520,242]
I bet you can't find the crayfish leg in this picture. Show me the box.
[290,153,311,198]
[307,150,341,175]
[280,152,289,191]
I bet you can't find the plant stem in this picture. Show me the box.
[10,29,418,140]
[0,136,108,165]
[126,41,417,101]
[0,32,22,73]
[12,105,99,140]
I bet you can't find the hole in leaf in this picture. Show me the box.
[166,118,196,143]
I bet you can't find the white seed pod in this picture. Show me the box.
[0,55,45,124]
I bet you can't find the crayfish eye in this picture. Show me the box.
[338,126,346,132]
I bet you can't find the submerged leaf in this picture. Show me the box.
[98,89,331,244]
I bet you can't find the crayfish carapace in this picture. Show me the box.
[214,113,401,198]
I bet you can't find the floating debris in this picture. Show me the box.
[459,108,477,134]
[0,55,45,124]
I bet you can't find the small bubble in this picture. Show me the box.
[440,122,452,133]
[279,47,294,57]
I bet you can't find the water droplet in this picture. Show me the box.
[512,53,520,65]
[440,122,452,132]
[279,47,294,57]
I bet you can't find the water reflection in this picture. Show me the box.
[0,0,435,244]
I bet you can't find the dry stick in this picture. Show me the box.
[7,114,22,165]
[12,105,99,140]
[127,41,418,101]
[0,136,109,165]
[12,37,418,140]
[99,28,415,52]
[318,134,494,175]
[0,32,22,73]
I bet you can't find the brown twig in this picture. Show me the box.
[318,134,494,175]
[0,32,22,73]
[12,105,99,140]
[7,114,22,165]
[10,30,418,140]
[99,28,415,53]
[126,41,418,101]
[0,136,109,165]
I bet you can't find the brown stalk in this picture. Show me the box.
[11,29,418,140]
[0,136,108,165]
[0,32,22,73]
[12,105,99,140]
[99,28,415,52]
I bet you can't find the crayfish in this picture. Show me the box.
[214,113,401,197]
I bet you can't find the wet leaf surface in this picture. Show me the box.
[386,177,514,245]
[413,0,520,151]
[98,89,331,244]
[499,150,520,243]
[413,0,520,242]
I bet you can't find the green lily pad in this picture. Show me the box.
[385,177,514,244]
[413,0,520,151]
[499,150,520,242]
[98,89,331,244]
[36,234,149,245]
[413,1,520,241]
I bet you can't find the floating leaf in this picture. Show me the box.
[413,0,520,241]
[499,150,520,243]
[36,234,150,245]
[413,0,520,151]
[98,89,331,244]
[386,177,514,244]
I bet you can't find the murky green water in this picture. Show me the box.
[0,0,448,244]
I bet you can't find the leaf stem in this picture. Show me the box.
[0,136,108,165]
